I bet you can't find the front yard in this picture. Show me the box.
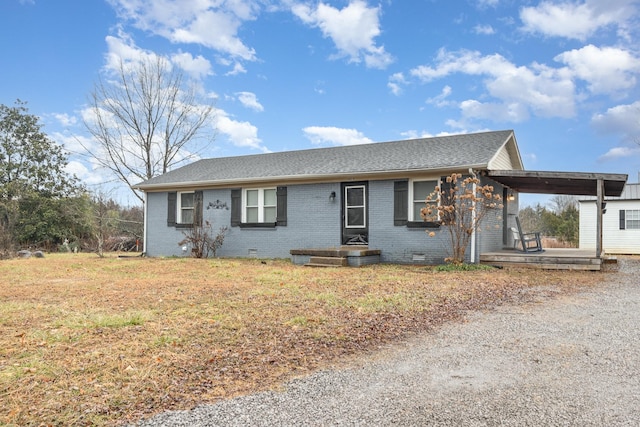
[0,254,602,426]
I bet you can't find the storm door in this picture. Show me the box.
[342,182,369,245]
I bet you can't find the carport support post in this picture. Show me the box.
[596,178,604,258]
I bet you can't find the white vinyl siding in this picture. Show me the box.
[579,200,640,254]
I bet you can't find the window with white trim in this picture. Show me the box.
[244,188,277,223]
[177,191,195,224]
[625,209,640,229]
[409,179,438,221]
[345,185,366,228]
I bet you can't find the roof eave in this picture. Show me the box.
[132,163,490,192]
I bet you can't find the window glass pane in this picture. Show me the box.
[413,180,437,221]
[625,210,640,230]
[347,207,365,227]
[413,181,437,201]
[346,187,364,206]
[246,207,258,222]
[627,210,640,229]
[264,189,276,206]
[264,206,276,223]
[181,209,194,224]
[414,202,425,221]
[246,189,258,206]
[181,192,194,208]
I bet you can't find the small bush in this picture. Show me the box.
[433,263,495,272]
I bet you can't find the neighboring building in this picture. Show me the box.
[133,130,524,264]
[579,183,640,255]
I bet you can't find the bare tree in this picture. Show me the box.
[83,56,215,202]
[548,195,577,214]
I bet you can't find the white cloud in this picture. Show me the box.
[104,31,159,72]
[236,91,264,112]
[171,52,213,80]
[520,0,637,41]
[292,1,393,69]
[598,146,640,161]
[225,62,247,76]
[215,110,268,152]
[410,49,576,122]
[555,44,640,95]
[388,72,406,96]
[53,113,77,127]
[400,130,434,139]
[302,126,373,146]
[473,24,495,35]
[107,0,258,60]
[425,85,454,107]
[591,101,640,138]
[476,0,500,7]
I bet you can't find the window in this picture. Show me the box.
[345,185,366,228]
[410,180,438,221]
[244,188,277,223]
[177,191,195,224]
[167,191,202,227]
[623,210,640,229]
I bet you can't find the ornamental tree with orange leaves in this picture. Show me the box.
[421,173,503,265]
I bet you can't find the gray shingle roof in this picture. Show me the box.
[134,130,515,189]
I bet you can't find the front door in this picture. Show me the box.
[342,182,368,245]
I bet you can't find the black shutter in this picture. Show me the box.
[276,186,287,226]
[440,176,455,224]
[394,180,408,226]
[167,192,177,226]
[230,189,241,227]
[194,191,203,227]
[620,210,626,230]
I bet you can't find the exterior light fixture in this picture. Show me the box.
[507,191,515,201]
[329,191,336,202]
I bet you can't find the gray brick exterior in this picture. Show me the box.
[145,178,508,264]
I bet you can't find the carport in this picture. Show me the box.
[481,170,628,269]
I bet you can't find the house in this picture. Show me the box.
[579,182,640,255]
[132,130,525,264]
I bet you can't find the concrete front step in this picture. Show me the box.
[305,256,348,267]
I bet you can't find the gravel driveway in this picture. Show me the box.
[134,257,640,426]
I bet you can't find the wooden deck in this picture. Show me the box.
[480,248,615,271]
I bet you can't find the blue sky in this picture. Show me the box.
[1,0,640,207]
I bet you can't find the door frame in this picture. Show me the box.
[341,181,369,245]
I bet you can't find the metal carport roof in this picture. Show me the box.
[486,170,627,197]
[486,170,628,258]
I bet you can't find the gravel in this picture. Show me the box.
[132,257,640,426]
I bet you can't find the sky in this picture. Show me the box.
[1,0,640,207]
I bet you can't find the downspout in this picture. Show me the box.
[469,168,477,263]
[142,191,148,256]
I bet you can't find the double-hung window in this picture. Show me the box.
[410,180,438,221]
[244,188,277,223]
[177,191,195,224]
[622,209,640,230]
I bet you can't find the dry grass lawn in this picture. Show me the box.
[0,254,604,426]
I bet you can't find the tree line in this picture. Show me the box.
[0,101,142,256]
[518,195,579,247]
[2,55,214,257]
